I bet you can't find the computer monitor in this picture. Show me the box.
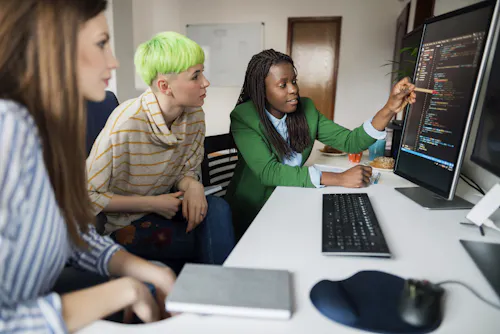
[391,24,422,85]
[460,2,500,299]
[388,26,425,160]
[471,20,500,178]
[467,0,500,230]
[394,1,495,209]
[400,25,424,83]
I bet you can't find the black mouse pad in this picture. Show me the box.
[310,271,442,334]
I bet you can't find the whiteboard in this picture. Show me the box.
[187,22,264,87]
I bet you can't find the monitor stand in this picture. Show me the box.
[395,187,474,210]
[466,183,500,232]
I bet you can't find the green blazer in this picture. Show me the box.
[225,97,376,240]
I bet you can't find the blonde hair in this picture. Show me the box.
[0,0,108,248]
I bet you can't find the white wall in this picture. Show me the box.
[104,0,117,95]
[132,0,182,91]
[405,0,481,31]
[433,0,483,16]
[404,0,486,31]
[405,0,417,33]
[127,0,403,135]
[112,0,139,102]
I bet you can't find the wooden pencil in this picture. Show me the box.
[414,87,437,94]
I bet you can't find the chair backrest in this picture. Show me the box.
[201,133,238,197]
[86,91,119,156]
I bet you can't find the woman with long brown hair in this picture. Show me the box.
[0,0,176,332]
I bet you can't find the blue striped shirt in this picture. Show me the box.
[0,100,121,333]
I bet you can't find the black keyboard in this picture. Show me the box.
[322,193,391,257]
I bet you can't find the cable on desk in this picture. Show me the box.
[460,176,484,195]
[437,280,500,310]
[459,173,485,195]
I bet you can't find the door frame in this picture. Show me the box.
[286,17,342,120]
[413,0,435,28]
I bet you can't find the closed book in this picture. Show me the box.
[165,264,293,320]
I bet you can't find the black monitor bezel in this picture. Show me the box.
[394,0,495,199]
[470,8,500,178]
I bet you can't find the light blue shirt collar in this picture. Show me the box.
[265,109,287,127]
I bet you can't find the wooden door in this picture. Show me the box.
[287,17,342,120]
[414,0,435,28]
[392,4,411,87]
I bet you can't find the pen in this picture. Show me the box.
[413,87,438,94]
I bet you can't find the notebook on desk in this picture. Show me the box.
[165,263,293,320]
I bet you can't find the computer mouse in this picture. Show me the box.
[398,279,444,327]
[310,280,359,325]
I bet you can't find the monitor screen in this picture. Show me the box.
[395,2,494,199]
[471,12,500,178]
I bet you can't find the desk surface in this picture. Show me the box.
[79,149,500,334]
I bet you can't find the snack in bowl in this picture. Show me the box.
[370,156,395,170]
[321,145,343,154]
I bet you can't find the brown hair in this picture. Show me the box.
[0,0,108,247]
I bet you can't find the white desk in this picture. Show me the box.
[79,151,500,334]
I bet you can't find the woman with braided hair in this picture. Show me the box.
[226,49,416,240]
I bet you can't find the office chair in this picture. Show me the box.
[85,90,119,234]
[86,90,119,157]
[201,133,238,197]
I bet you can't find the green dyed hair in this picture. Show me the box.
[134,31,205,86]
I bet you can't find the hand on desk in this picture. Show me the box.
[340,165,373,188]
[123,278,161,323]
[149,266,177,320]
[123,265,177,323]
[321,165,373,188]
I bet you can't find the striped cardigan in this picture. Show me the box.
[87,89,205,233]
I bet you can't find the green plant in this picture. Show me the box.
[383,47,419,83]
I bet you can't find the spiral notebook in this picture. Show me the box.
[164,264,293,320]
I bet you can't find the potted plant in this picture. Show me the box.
[383,47,419,83]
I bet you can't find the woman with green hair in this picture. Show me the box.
[87,31,235,270]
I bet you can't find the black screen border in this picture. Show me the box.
[471,3,500,179]
[395,0,495,199]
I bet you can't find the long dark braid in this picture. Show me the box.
[237,49,311,159]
